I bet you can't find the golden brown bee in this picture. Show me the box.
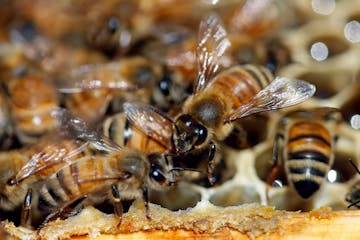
[9,22,106,76]
[58,56,162,123]
[226,0,287,39]
[14,0,138,56]
[0,108,93,213]
[1,108,177,227]
[8,74,60,144]
[124,13,316,183]
[346,160,360,208]
[36,147,176,226]
[267,107,342,199]
[102,112,169,154]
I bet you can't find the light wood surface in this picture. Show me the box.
[70,210,360,240]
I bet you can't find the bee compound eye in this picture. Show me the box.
[150,163,166,184]
[158,75,172,96]
[108,17,120,34]
[194,124,207,145]
[177,114,193,128]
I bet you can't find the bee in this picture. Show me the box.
[226,0,287,39]
[14,0,138,56]
[1,108,178,227]
[0,108,95,214]
[57,56,161,123]
[9,22,107,77]
[346,159,360,208]
[8,73,60,145]
[124,13,316,183]
[102,112,169,154]
[267,107,342,199]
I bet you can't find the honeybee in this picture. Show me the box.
[346,159,360,208]
[102,112,169,154]
[14,0,138,56]
[1,108,178,227]
[9,22,106,76]
[226,0,287,39]
[8,73,60,145]
[267,107,342,199]
[124,13,316,183]
[0,108,96,214]
[57,56,161,122]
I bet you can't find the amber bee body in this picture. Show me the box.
[9,22,106,76]
[14,0,138,56]
[0,108,177,227]
[181,64,273,140]
[8,74,60,144]
[0,110,91,212]
[58,56,163,123]
[103,113,168,154]
[124,14,315,184]
[36,148,174,225]
[268,107,342,199]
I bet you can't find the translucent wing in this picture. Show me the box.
[123,102,174,149]
[56,63,138,93]
[224,77,316,122]
[285,107,342,123]
[10,108,122,185]
[194,13,231,93]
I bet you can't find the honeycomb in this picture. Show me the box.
[1,0,360,239]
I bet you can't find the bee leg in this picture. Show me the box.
[111,184,123,227]
[349,159,360,175]
[207,142,216,185]
[39,196,87,230]
[21,188,32,228]
[266,133,284,204]
[348,199,360,208]
[142,187,151,220]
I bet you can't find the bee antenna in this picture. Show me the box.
[349,159,360,175]
[348,199,360,209]
[169,167,204,174]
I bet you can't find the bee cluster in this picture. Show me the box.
[0,0,360,236]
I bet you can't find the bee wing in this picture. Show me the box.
[56,63,138,93]
[51,108,122,152]
[11,108,122,184]
[285,107,342,122]
[194,13,231,93]
[123,102,174,149]
[225,77,316,122]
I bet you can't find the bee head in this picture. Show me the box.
[147,153,175,189]
[173,114,208,153]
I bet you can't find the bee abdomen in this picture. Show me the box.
[241,64,273,89]
[38,173,71,211]
[287,151,330,199]
[289,150,330,164]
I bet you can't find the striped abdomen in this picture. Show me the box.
[65,89,113,123]
[0,151,30,210]
[38,155,122,211]
[103,113,167,154]
[207,64,273,111]
[9,75,60,144]
[286,121,333,199]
